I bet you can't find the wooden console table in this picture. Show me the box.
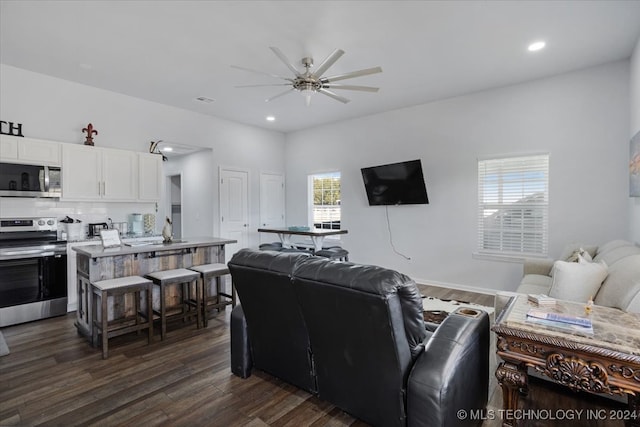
[492,294,640,427]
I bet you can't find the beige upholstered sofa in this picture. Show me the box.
[517,240,640,313]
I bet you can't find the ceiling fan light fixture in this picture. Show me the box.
[233,47,382,106]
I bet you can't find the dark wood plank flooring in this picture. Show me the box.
[0,284,629,426]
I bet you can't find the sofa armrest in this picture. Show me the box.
[231,304,253,378]
[406,310,490,427]
[523,258,554,276]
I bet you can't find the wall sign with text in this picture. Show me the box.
[0,121,24,137]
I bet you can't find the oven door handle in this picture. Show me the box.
[0,250,65,261]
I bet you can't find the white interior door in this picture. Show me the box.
[220,168,249,262]
[259,172,285,244]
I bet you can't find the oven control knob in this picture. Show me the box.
[47,220,54,225]
[38,220,45,226]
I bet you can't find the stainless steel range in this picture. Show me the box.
[0,217,67,327]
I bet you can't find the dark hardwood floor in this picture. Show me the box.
[0,284,629,426]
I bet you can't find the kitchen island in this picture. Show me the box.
[73,237,236,340]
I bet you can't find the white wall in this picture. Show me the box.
[0,64,286,245]
[285,61,630,292]
[630,37,640,243]
[161,150,214,239]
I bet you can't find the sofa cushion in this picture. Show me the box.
[594,254,640,312]
[593,243,640,266]
[548,256,608,303]
[595,239,634,256]
[517,274,552,295]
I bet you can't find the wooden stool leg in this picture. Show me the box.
[181,282,187,323]
[199,276,207,328]
[195,279,202,329]
[101,290,108,359]
[135,289,141,335]
[147,284,153,345]
[216,276,222,312]
[160,284,166,340]
[91,288,98,348]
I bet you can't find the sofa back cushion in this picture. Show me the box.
[593,241,640,266]
[594,254,640,312]
[228,249,316,393]
[291,257,427,427]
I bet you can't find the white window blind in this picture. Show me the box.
[478,154,549,257]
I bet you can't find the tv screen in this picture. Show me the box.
[361,159,429,205]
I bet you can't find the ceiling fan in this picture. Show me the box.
[232,47,382,106]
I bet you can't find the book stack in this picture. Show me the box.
[527,294,556,306]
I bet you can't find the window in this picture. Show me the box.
[310,172,341,230]
[477,154,549,257]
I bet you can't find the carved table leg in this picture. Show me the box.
[495,361,528,427]
[628,394,640,427]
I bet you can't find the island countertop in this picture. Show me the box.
[72,236,237,258]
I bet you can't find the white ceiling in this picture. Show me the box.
[2,1,640,134]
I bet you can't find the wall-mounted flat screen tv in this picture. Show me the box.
[361,159,429,206]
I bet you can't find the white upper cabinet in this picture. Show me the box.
[138,153,163,201]
[62,145,136,201]
[0,135,19,159]
[0,135,61,165]
[61,144,101,200]
[101,148,137,200]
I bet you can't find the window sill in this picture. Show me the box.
[472,252,548,264]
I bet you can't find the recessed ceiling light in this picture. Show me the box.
[161,147,173,152]
[195,96,215,103]
[266,116,276,122]
[528,41,546,52]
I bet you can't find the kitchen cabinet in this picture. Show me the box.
[0,135,61,166]
[138,153,163,201]
[62,144,136,201]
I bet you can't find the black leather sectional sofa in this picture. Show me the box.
[228,248,489,427]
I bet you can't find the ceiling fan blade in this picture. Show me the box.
[322,66,383,83]
[265,88,295,102]
[230,65,293,81]
[235,83,292,88]
[269,47,301,76]
[318,88,350,104]
[312,49,345,79]
[322,84,379,92]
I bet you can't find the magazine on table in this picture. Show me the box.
[525,309,594,334]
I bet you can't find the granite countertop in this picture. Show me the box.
[72,236,237,258]
[66,233,163,243]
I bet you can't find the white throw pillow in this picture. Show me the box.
[549,255,608,303]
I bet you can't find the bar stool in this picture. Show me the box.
[188,263,235,327]
[145,268,201,340]
[259,242,283,251]
[91,275,153,359]
[315,247,350,261]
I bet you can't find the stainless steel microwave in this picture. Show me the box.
[0,163,61,197]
